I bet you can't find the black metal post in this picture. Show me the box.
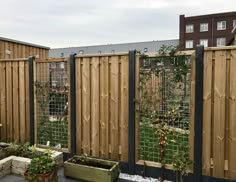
[194,45,204,182]
[128,50,136,174]
[29,56,35,145]
[70,54,76,155]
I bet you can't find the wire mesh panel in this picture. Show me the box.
[137,51,192,165]
[35,61,69,149]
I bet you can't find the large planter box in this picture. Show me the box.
[64,156,120,182]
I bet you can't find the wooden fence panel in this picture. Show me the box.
[0,59,29,143]
[228,49,236,179]
[75,54,129,161]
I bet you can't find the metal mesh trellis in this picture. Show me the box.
[138,54,192,165]
[35,61,69,149]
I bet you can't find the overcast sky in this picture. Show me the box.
[0,0,236,48]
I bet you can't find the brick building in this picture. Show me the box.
[179,11,236,49]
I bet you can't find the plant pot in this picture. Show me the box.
[64,156,120,182]
[24,167,58,182]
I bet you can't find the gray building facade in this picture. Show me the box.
[49,39,179,58]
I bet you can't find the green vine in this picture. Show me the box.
[137,45,193,181]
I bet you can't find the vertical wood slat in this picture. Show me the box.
[6,61,12,142]
[228,49,236,179]
[75,58,82,154]
[110,56,119,160]
[91,57,100,157]
[212,50,226,178]
[202,51,213,175]
[0,62,6,141]
[82,58,91,155]
[19,61,26,143]
[12,62,19,143]
[120,55,129,161]
[100,57,109,158]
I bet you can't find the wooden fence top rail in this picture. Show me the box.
[75,52,129,58]
[0,58,28,61]
[35,58,68,63]
[205,46,236,51]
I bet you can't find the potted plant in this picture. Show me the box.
[64,155,120,182]
[24,150,58,182]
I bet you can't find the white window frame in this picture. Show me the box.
[216,38,226,47]
[233,20,236,28]
[217,21,226,30]
[200,23,208,32]
[185,40,193,49]
[200,39,208,47]
[186,24,194,33]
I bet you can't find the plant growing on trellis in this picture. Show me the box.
[137,45,192,181]
[35,81,68,148]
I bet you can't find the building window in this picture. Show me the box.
[216,38,226,47]
[233,20,236,28]
[200,23,208,32]
[186,24,194,33]
[144,48,148,52]
[200,39,208,47]
[98,50,101,54]
[111,50,115,53]
[217,21,226,30]
[185,40,193,48]
[60,53,64,57]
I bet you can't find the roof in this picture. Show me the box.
[0,36,50,49]
[49,39,179,58]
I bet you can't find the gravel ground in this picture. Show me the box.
[119,173,172,182]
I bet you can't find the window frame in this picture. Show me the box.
[185,24,194,33]
[200,23,208,32]
[216,37,226,47]
[185,40,193,49]
[200,39,208,47]
[233,20,236,28]
[217,21,226,30]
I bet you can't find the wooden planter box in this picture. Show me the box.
[24,168,58,182]
[64,156,120,182]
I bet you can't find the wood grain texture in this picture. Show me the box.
[202,51,213,175]
[213,50,226,178]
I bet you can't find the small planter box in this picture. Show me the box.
[24,168,58,182]
[64,156,120,182]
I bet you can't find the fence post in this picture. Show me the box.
[128,50,136,174]
[194,45,204,182]
[70,54,76,155]
[29,56,35,145]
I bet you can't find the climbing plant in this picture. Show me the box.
[137,45,192,181]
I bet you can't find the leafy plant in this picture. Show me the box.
[172,144,192,182]
[27,150,56,181]
[137,45,192,181]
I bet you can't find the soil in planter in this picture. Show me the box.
[68,157,113,170]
